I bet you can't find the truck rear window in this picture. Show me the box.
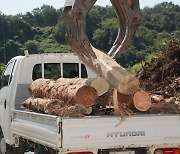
[32,63,61,80]
[63,63,88,78]
[32,63,87,80]
[44,63,61,79]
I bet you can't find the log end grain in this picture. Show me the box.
[91,78,110,96]
[118,74,141,95]
[76,86,98,107]
[133,90,151,111]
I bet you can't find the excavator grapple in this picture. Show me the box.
[63,0,143,96]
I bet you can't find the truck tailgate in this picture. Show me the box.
[62,115,180,151]
[11,110,61,149]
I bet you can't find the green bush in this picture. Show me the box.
[129,53,158,74]
[0,63,5,77]
[128,62,144,74]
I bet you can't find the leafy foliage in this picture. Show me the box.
[0,63,5,77]
[0,2,179,70]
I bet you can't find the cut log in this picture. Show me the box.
[22,98,63,114]
[92,47,141,95]
[133,90,151,111]
[28,79,55,98]
[113,89,134,115]
[29,79,98,107]
[62,104,92,117]
[56,77,109,96]
[117,92,132,105]
[113,89,151,114]
[90,78,110,96]
[22,98,92,116]
[113,89,121,115]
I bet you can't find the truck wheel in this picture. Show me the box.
[12,142,25,154]
[5,141,24,154]
[34,144,49,154]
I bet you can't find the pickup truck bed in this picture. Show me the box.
[11,109,180,152]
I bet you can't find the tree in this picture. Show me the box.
[86,6,116,43]
[1,15,34,43]
[92,17,118,52]
[134,26,157,52]
[26,5,59,27]
[141,2,180,33]
[0,40,21,63]
[53,19,66,43]
[25,40,39,54]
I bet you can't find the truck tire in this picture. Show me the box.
[5,140,24,154]
[34,144,56,154]
[12,142,24,154]
[34,144,49,154]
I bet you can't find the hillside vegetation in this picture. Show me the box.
[0,2,179,75]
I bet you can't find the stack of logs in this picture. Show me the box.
[22,77,152,117]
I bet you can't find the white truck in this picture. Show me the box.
[0,52,179,154]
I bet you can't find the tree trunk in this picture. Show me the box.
[29,79,98,107]
[22,98,92,116]
[22,98,63,114]
[56,77,109,96]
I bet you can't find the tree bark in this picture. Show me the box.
[22,98,92,116]
[56,77,109,96]
[29,79,98,107]
[22,98,63,114]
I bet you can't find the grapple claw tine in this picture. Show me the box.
[108,0,141,58]
[63,0,97,59]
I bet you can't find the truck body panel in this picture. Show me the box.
[61,115,180,151]
[11,110,180,152]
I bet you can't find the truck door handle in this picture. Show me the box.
[4,100,6,109]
